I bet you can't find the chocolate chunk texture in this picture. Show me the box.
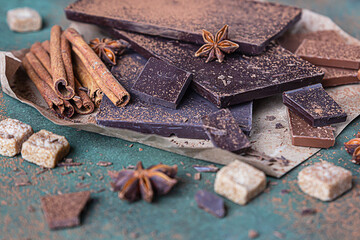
[0,118,33,157]
[298,162,352,201]
[287,109,335,148]
[132,57,192,109]
[283,84,347,127]
[109,29,324,108]
[65,0,301,55]
[41,191,91,229]
[195,190,225,218]
[96,53,253,139]
[202,109,250,153]
[214,161,266,205]
[321,66,360,87]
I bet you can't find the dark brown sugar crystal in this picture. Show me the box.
[202,109,250,153]
[132,57,192,109]
[283,84,347,127]
[65,0,301,55]
[109,29,324,108]
[96,53,253,138]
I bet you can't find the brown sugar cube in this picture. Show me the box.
[214,161,266,205]
[21,130,70,168]
[0,118,33,157]
[298,162,352,201]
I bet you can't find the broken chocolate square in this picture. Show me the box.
[195,190,225,218]
[40,191,91,229]
[202,109,250,153]
[132,57,192,109]
[283,84,347,127]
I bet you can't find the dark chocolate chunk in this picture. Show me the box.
[202,109,250,153]
[40,191,91,229]
[132,57,192,109]
[287,109,335,148]
[296,39,360,70]
[65,0,301,55]
[96,53,253,139]
[195,190,225,218]
[283,84,347,127]
[109,29,324,108]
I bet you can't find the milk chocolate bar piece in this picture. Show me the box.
[65,0,301,55]
[202,109,250,153]
[109,29,324,108]
[298,162,352,201]
[21,130,70,168]
[321,66,360,87]
[0,118,33,157]
[287,109,335,148]
[96,53,253,139]
[132,57,192,109]
[283,84,347,127]
[296,39,360,70]
[41,191,91,229]
[214,161,266,205]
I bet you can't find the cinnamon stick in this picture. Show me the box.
[30,42,51,73]
[72,78,95,114]
[42,40,50,53]
[73,54,103,107]
[64,28,130,107]
[50,25,75,100]
[22,58,74,118]
[61,33,76,95]
[25,52,54,89]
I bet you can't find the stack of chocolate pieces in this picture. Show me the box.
[65,0,329,153]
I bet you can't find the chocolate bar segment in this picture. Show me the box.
[96,53,253,139]
[202,109,250,153]
[296,39,360,70]
[283,84,347,127]
[109,29,324,108]
[321,66,360,87]
[287,109,335,148]
[65,0,301,55]
[132,57,192,109]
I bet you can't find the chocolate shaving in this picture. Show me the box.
[193,164,219,173]
[15,180,32,187]
[301,208,317,216]
[61,170,75,176]
[57,162,83,167]
[96,161,113,167]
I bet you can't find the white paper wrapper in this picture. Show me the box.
[1,9,359,178]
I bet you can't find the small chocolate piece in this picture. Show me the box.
[287,109,335,148]
[296,39,360,70]
[132,57,192,109]
[193,164,219,173]
[65,0,301,55]
[195,190,225,218]
[321,66,360,87]
[283,84,347,127]
[202,109,250,153]
[40,191,91,229]
[109,29,324,108]
[96,53,253,139]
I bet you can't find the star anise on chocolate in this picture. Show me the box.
[195,24,239,63]
[108,161,178,202]
[89,38,127,65]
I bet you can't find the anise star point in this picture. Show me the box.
[195,24,239,63]
[89,38,128,66]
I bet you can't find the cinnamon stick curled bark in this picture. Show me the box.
[30,42,51,73]
[64,28,130,107]
[72,78,95,115]
[22,58,74,118]
[50,25,75,100]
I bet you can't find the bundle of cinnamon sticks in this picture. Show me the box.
[22,25,130,118]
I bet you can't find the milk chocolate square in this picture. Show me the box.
[132,57,192,109]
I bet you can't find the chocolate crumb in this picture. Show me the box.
[129,144,133,148]
[194,172,201,180]
[86,172,92,177]
[96,161,113,167]
[186,173,192,178]
[275,123,284,129]
[15,180,31,187]
[57,162,83,167]
[248,230,259,239]
[193,164,219,172]
[301,208,317,216]
[36,168,49,175]
[27,205,36,212]
[265,116,276,121]
[61,170,75,176]
[78,176,85,180]
[281,189,291,194]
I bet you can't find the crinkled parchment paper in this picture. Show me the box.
[1,9,359,178]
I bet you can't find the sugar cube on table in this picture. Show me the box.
[21,130,70,168]
[0,118,33,157]
[7,7,42,32]
[214,160,266,205]
[298,162,352,201]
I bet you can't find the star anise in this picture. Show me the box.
[108,162,178,202]
[89,38,128,65]
[195,24,239,63]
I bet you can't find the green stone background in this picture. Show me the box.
[1,0,360,239]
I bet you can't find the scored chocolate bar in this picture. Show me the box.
[109,29,324,108]
[202,109,250,153]
[132,57,192,109]
[65,0,301,55]
[96,53,253,139]
[283,84,347,127]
